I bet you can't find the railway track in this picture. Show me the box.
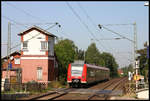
[87,77,127,100]
[19,88,76,100]
[19,77,128,100]
[55,77,128,100]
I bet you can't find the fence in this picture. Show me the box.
[124,82,136,94]
[3,82,47,93]
[124,81,149,95]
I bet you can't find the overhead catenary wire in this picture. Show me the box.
[98,24,134,67]
[2,15,29,28]
[77,2,96,29]
[103,24,133,26]
[66,2,109,52]
[77,2,118,53]
[2,15,59,50]
[99,25,135,65]
[11,23,59,50]
[98,24,134,43]
[77,3,134,63]
[6,2,47,22]
[5,2,57,35]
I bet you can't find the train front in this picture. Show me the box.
[67,63,86,88]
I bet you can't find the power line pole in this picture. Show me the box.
[5,22,11,91]
[6,22,11,79]
[133,22,138,91]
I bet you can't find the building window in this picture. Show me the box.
[37,67,42,80]
[14,58,20,64]
[41,41,47,50]
[23,41,28,50]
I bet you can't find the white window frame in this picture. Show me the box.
[37,67,42,80]
[14,58,20,64]
[41,41,48,51]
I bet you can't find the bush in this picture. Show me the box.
[48,81,64,88]
[25,81,46,93]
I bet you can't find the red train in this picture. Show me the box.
[67,61,110,87]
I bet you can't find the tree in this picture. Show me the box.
[100,52,119,78]
[85,43,101,66]
[121,64,134,77]
[75,48,85,60]
[85,43,118,77]
[136,42,149,82]
[54,38,77,81]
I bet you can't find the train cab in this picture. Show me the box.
[67,61,87,87]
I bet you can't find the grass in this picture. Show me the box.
[48,81,66,88]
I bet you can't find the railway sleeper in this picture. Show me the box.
[88,93,111,100]
[88,90,112,100]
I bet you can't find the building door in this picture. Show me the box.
[48,60,54,81]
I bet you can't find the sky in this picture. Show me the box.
[1,1,149,68]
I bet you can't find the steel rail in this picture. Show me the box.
[29,88,75,100]
[87,77,127,100]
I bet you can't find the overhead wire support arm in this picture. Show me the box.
[103,23,133,26]
[98,24,135,43]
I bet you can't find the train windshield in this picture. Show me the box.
[71,65,83,76]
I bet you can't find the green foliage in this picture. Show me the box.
[48,81,65,88]
[85,43,101,65]
[100,52,119,78]
[75,48,85,60]
[121,64,134,77]
[54,38,77,80]
[136,42,149,81]
[54,39,120,82]
[85,43,119,78]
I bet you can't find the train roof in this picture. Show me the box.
[86,64,110,71]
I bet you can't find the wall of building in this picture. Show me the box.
[21,58,49,83]
[2,71,16,79]
[22,30,46,55]
[2,54,21,68]
[20,28,57,83]
[2,53,21,81]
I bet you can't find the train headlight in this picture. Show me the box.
[82,76,85,79]
[68,76,71,78]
